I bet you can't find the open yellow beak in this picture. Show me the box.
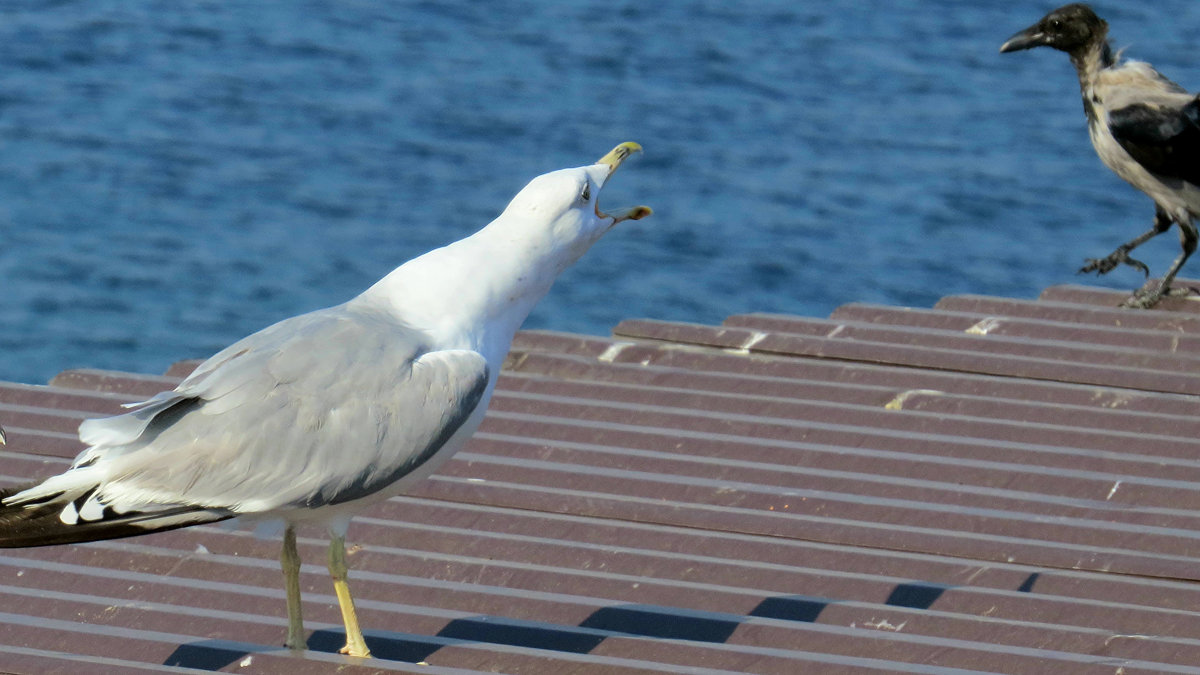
[595,141,652,224]
[597,141,643,175]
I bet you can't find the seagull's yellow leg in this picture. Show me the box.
[280,525,305,650]
[328,534,371,658]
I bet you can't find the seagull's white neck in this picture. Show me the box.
[353,213,593,366]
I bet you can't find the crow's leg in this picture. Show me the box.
[1121,217,1199,308]
[1080,207,1171,277]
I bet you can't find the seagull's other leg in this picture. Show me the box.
[280,525,306,650]
[1080,207,1171,277]
[328,534,371,657]
[1122,217,1199,308]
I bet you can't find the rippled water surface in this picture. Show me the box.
[2,1,1199,383]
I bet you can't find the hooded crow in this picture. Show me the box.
[1001,3,1200,308]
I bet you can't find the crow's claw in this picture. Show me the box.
[1119,289,1162,309]
[1079,249,1150,277]
[1116,279,1196,308]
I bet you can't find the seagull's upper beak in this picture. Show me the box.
[1000,24,1049,53]
[594,141,652,224]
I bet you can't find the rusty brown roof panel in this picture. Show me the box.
[936,292,1200,329]
[509,330,620,361]
[478,404,1198,505]
[35,499,1190,653]
[0,404,99,439]
[613,318,1200,395]
[510,332,1200,417]
[0,525,1122,675]
[720,313,1200,374]
[423,461,1200,571]
[467,413,1200,519]
[0,381,133,413]
[503,350,1200,439]
[409,477,1200,584]
[1039,282,1200,313]
[46,368,183,398]
[491,372,1200,464]
[1,481,1198,672]
[727,314,1200,379]
[5,281,1200,673]
[364,497,1200,634]
[829,302,1200,352]
[0,569,1180,675]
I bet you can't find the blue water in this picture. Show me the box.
[2,1,1198,384]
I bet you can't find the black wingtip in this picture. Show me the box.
[0,483,233,548]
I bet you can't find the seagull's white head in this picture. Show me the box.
[499,142,652,265]
[360,142,651,352]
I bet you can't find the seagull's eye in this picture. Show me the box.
[580,183,591,203]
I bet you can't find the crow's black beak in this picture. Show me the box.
[1000,24,1049,53]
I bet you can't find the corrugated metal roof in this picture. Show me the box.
[3,281,1200,673]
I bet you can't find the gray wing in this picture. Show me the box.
[75,303,489,514]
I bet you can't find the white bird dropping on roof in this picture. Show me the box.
[0,142,651,658]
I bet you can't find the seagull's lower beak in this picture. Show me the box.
[595,141,652,224]
[1000,26,1048,53]
[599,204,653,224]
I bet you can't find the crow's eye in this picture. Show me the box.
[580,183,591,203]
[1050,19,1063,30]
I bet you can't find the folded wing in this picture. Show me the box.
[0,303,489,546]
[1109,95,1200,187]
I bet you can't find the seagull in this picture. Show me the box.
[1000,3,1200,308]
[0,142,651,658]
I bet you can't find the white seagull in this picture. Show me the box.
[0,142,651,658]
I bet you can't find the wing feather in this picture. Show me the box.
[1108,96,1200,186]
[16,303,491,523]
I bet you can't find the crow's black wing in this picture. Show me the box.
[1109,96,1200,186]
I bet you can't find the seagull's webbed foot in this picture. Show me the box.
[1079,246,1150,277]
